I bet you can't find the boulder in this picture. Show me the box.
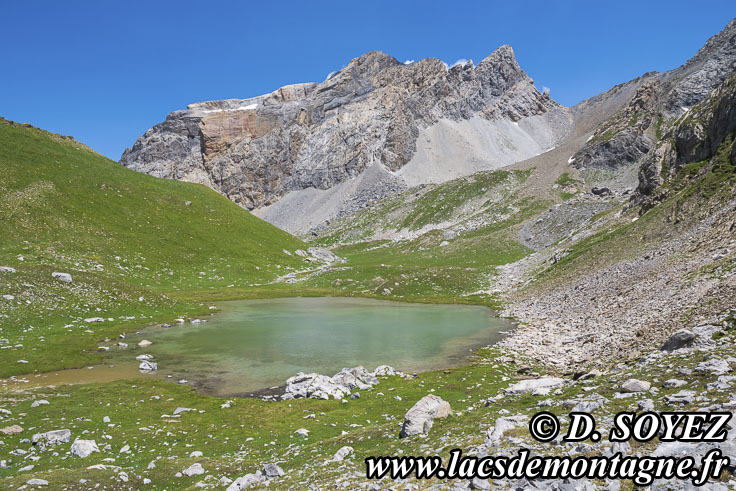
[331,366,378,390]
[182,463,205,476]
[307,247,343,264]
[695,358,731,376]
[138,340,152,347]
[226,472,264,490]
[372,365,399,376]
[664,390,696,406]
[620,379,651,393]
[52,272,72,283]
[660,329,695,351]
[0,266,16,273]
[1,425,23,435]
[261,463,284,478]
[400,394,452,437]
[504,377,565,395]
[71,439,99,458]
[331,446,354,462]
[284,373,349,400]
[138,360,157,373]
[576,370,602,381]
[32,429,71,446]
[31,399,49,408]
[283,365,391,400]
[294,428,309,438]
[663,379,687,388]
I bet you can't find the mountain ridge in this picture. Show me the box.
[120,45,571,233]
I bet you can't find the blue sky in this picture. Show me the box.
[1,1,734,160]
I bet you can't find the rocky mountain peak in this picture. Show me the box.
[120,45,571,232]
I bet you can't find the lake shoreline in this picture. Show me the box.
[2,296,516,399]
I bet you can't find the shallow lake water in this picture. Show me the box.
[4,297,514,396]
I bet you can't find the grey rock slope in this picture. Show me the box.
[120,46,571,233]
[571,18,736,176]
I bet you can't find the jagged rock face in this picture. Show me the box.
[572,79,659,169]
[636,73,736,207]
[636,140,674,196]
[121,46,568,214]
[662,18,736,117]
[672,74,736,166]
[576,19,736,177]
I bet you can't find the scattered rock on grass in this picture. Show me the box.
[400,394,452,437]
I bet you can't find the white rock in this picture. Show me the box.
[307,247,344,263]
[262,463,284,478]
[695,358,731,376]
[138,360,157,373]
[71,439,99,458]
[32,429,71,446]
[284,373,349,400]
[136,354,154,361]
[620,379,651,393]
[26,479,48,486]
[0,266,16,273]
[189,450,203,458]
[331,446,354,462]
[372,365,399,376]
[400,394,452,437]
[173,407,195,415]
[332,366,378,390]
[295,428,309,438]
[1,425,23,435]
[182,463,205,476]
[84,317,104,323]
[31,399,50,408]
[52,272,72,283]
[227,473,264,490]
[138,340,152,347]
[504,377,565,394]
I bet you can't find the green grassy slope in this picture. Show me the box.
[0,118,306,375]
[0,118,305,289]
[295,169,548,305]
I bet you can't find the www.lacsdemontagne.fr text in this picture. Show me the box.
[365,448,729,486]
